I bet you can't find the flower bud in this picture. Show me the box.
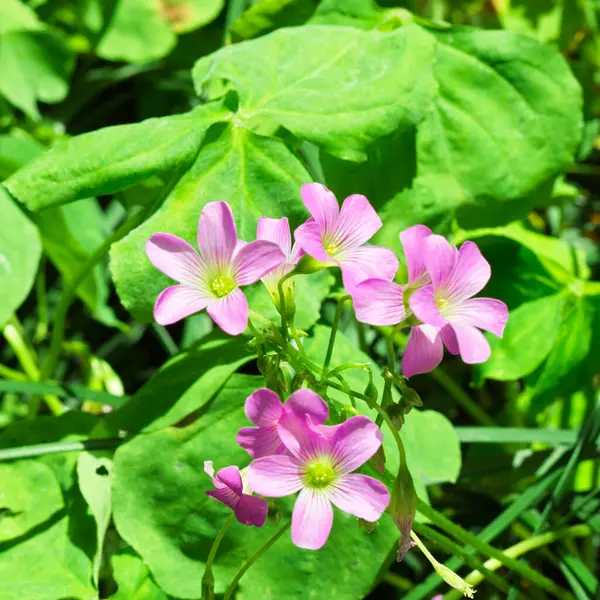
[370,445,386,474]
[293,254,331,274]
[388,464,417,562]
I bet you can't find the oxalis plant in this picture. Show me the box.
[1,1,599,599]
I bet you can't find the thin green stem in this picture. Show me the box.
[0,438,123,462]
[277,273,294,343]
[152,323,179,357]
[322,295,350,379]
[202,515,236,600]
[34,257,48,343]
[382,572,413,591]
[0,363,27,381]
[444,525,590,600]
[223,521,291,600]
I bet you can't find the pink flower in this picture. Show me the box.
[237,388,329,459]
[146,202,284,335]
[256,216,304,298]
[204,461,268,527]
[408,235,508,372]
[294,183,398,291]
[247,414,390,550]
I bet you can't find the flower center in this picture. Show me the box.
[210,276,235,298]
[437,297,448,311]
[303,459,337,489]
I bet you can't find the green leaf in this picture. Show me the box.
[96,0,224,62]
[4,100,229,211]
[192,24,437,161]
[111,549,168,600]
[311,0,402,29]
[0,187,41,328]
[455,427,577,445]
[477,293,565,382]
[0,132,43,179]
[103,333,254,434]
[110,123,311,322]
[112,374,398,600]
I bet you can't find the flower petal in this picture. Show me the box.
[146,233,205,284]
[399,225,432,285]
[284,389,329,425]
[237,425,283,459]
[447,297,508,337]
[234,494,268,527]
[247,455,303,497]
[335,194,382,249]
[330,474,390,521]
[154,285,211,326]
[424,234,458,289]
[234,240,285,286]
[439,324,459,355]
[446,241,491,302]
[301,183,339,232]
[294,219,330,262]
[338,245,399,291]
[352,279,405,326]
[451,324,491,364]
[402,324,444,378]
[244,388,283,426]
[257,216,292,258]
[207,288,248,335]
[204,461,215,478]
[197,201,237,269]
[215,465,243,495]
[292,488,333,550]
[330,415,383,474]
[277,412,329,461]
[409,285,446,327]
[206,486,240,510]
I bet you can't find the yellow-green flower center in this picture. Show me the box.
[436,297,448,311]
[303,459,337,489]
[210,276,235,298]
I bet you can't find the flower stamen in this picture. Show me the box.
[210,275,235,298]
[303,460,337,489]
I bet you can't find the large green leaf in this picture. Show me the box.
[193,24,437,161]
[110,123,311,322]
[111,549,168,600]
[0,187,41,328]
[112,374,398,600]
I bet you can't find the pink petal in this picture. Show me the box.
[424,235,458,289]
[247,455,303,497]
[215,465,243,495]
[335,194,382,248]
[154,285,211,326]
[445,241,491,302]
[206,486,240,510]
[352,279,405,326]
[330,415,383,474]
[146,233,205,284]
[197,201,237,269]
[291,488,333,550]
[277,413,329,461]
[301,183,339,232]
[447,297,508,337]
[402,324,444,378]
[330,474,390,521]
[409,285,446,327]
[244,388,283,426]
[451,324,491,364]
[294,219,330,262]
[257,217,292,258]
[338,246,399,291]
[233,240,285,286]
[284,389,329,425]
[399,225,433,285]
[237,425,284,459]
[439,324,459,355]
[207,288,248,335]
[234,494,268,527]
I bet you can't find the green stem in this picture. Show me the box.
[382,572,413,591]
[152,323,179,357]
[223,521,291,600]
[416,499,575,599]
[0,363,27,381]
[0,438,123,462]
[444,525,590,600]
[202,515,236,600]
[322,295,350,379]
[277,273,294,343]
[34,257,48,343]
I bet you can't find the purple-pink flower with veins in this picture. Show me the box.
[294,183,399,291]
[146,201,284,336]
[247,413,390,550]
[256,216,304,297]
[204,461,268,527]
[237,387,329,459]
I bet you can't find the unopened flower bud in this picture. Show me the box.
[370,445,386,474]
[388,464,417,562]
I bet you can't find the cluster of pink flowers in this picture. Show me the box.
[147,182,507,378]
[206,388,390,549]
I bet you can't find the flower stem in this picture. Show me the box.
[223,521,291,600]
[277,272,294,343]
[0,363,27,381]
[321,295,351,379]
[202,514,236,600]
